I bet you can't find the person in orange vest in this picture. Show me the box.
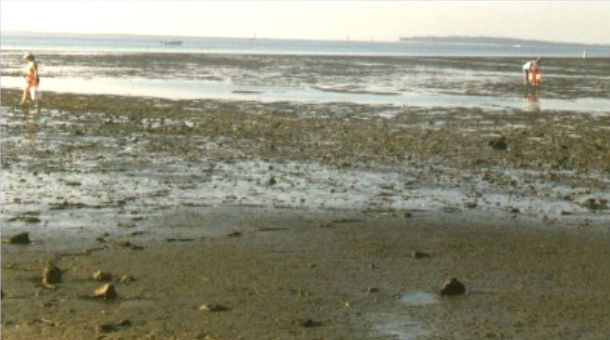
[522,57,541,86]
[21,52,40,106]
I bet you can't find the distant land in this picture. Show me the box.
[399,36,609,48]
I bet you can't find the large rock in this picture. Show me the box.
[440,277,466,296]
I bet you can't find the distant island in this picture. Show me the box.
[399,36,609,48]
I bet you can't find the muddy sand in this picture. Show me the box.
[1,89,610,339]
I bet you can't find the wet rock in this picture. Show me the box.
[42,262,62,287]
[92,270,112,282]
[96,323,117,333]
[267,176,277,186]
[93,283,117,299]
[227,231,242,238]
[293,318,321,328]
[412,251,431,259]
[582,198,608,210]
[488,136,508,151]
[198,303,228,312]
[119,275,136,284]
[95,320,132,333]
[440,278,466,296]
[3,232,31,244]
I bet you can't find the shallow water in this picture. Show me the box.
[3,53,610,114]
[3,75,610,114]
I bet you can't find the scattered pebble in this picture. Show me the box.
[42,262,62,288]
[198,304,228,312]
[267,176,277,186]
[293,318,321,328]
[412,251,431,259]
[488,136,508,151]
[119,275,136,284]
[93,283,117,299]
[440,277,466,296]
[92,270,112,282]
[227,231,242,238]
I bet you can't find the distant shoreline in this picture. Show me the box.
[3,30,609,48]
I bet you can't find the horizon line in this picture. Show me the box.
[3,30,609,47]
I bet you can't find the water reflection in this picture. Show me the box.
[526,89,540,113]
[20,105,40,148]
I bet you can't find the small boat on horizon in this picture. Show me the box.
[161,39,183,46]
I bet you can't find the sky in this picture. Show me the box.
[1,1,609,45]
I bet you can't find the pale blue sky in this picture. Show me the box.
[1,1,609,44]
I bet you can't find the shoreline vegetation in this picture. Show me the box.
[1,56,609,340]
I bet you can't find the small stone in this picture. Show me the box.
[227,231,242,238]
[412,251,431,259]
[92,270,112,282]
[198,304,228,312]
[42,263,62,287]
[488,137,508,151]
[293,318,321,328]
[93,283,117,299]
[119,275,136,284]
[440,278,466,296]
[5,232,30,244]
[267,176,277,186]
[96,323,117,333]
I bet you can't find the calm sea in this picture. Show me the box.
[2,31,609,57]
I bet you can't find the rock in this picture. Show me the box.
[95,319,132,333]
[440,278,466,296]
[93,283,117,299]
[119,275,136,284]
[198,304,228,312]
[92,270,112,282]
[488,137,508,151]
[293,318,321,328]
[42,262,62,287]
[4,232,30,244]
[227,231,242,238]
[267,176,277,186]
[412,251,431,259]
[96,324,117,333]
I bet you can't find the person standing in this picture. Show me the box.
[21,52,40,106]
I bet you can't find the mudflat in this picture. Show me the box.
[1,88,609,339]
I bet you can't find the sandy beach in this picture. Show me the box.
[1,53,609,340]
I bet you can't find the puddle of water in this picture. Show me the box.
[400,291,438,306]
[371,312,431,340]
